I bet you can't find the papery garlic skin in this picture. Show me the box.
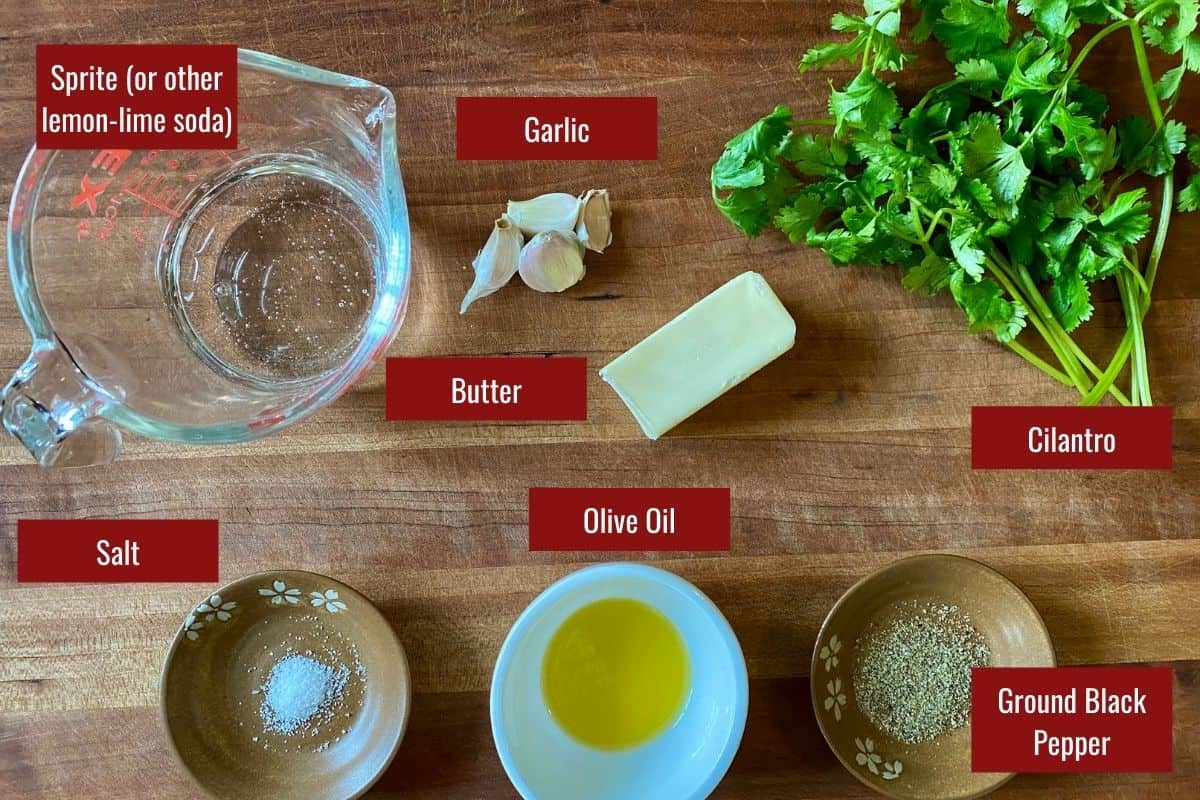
[518,230,586,293]
[506,192,582,236]
[575,189,612,253]
[460,213,523,314]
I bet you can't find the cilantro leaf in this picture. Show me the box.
[903,252,958,293]
[802,2,910,73]
[1052,104,1117,179]
[829,72,902,136]
[1178,174,1200,212]
[1048,262,1094,331]
[1097,188,1153,243]
[712,105,792,188]
[1078,243,1123,278]
[1017,0,1078,40]
[932,0,1013,61]
[711,107,801,237]
[774,196,826,243]
[800,40,868,73]
[958,114,1032,216]
[1144,0,1199,56]
[807,227,871,265]
[956,58,1001,84]
[1156,65,1186,102]
[1001,39,1063,101]
[950,271,1028,341]
[949,217,987,278]
[780,132,846,176]
[1119,117,1188,176]
[1016,0,1114,41]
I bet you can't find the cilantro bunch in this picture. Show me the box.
[711,0,1200,405]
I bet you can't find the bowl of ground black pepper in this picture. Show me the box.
[810,554,1055,800]
[161,571,411,800]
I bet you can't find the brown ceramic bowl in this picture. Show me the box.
[811,554,1055,800]
[161,571,410,800]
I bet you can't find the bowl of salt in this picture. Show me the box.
[161,570,410,799]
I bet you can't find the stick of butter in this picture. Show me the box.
[599,271,795,439]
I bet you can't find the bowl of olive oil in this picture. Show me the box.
[490,563,748,800]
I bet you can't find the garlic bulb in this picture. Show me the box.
[506,192,581,236]
[575,189,612,253]
[460,213,523,314]
[518,231,586,293]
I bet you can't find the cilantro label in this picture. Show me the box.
[971,406,1172,469]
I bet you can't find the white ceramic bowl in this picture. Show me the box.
[491,563,749,800]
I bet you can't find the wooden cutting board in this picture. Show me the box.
[1,1,1197,798]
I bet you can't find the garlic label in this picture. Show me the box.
[460,213,523,314]
[506,192,582,236]
[519,231,586,293]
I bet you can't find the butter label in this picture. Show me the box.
[385,357,587,421]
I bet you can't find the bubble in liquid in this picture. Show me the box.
[210,196,375,379]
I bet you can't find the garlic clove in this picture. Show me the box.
[460,213,523,314]
[575,189,612,253]
[518,230,586,293]
[506,192,582,236]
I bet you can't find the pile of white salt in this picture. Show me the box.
[255,653,351,735]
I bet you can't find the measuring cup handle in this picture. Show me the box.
[1,343,122,468]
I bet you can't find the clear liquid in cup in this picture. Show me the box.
[167,161,377,384]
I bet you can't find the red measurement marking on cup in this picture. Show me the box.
[121,169,184,218]
[70,146,244,235]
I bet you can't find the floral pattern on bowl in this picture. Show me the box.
[182,578,351,641]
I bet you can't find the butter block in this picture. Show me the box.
[599,271,795,439]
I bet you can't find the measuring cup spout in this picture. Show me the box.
[1,343,122,467]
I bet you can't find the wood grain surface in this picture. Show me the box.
[1,1,1198,798]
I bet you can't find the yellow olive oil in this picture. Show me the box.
[541,597,691,750]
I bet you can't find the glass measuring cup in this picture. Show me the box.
[3,50,410,467]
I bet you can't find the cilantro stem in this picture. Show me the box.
[1083,335,1134,405]
[1010,261,1114,384]
[1088,20,1174,406]
[1129,27,1166,129]
[1006,340,1074,387]
[1144,172,1173,303]
[1016,0,1171,155]
[908,202,1130,401]
[1017,17,1134,153]
[983,257,1090,393]
[1117,271,1149,404]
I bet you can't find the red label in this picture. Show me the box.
[972,667,1173,773]
[386,357,587,421]
[37,44,237,149]
[971,406,1172,469]
[528,488,731,551]
[456,96,657,160]
[17,519,219,583]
